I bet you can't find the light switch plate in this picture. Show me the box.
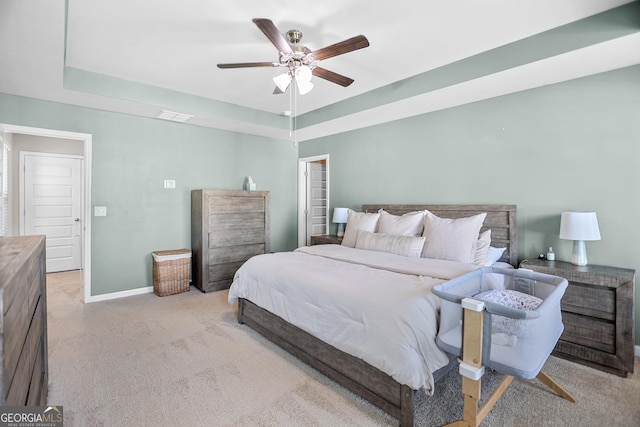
[164,179,176,189]
[94,206,107,217]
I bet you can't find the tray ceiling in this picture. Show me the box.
[1,0,638,141]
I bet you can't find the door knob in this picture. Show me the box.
[74,218,80,222]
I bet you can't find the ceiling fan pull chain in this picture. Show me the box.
[293,81,298,146]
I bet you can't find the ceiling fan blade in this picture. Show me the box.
[252,18,293,54]
[217,62,277,69]
[312,35,369,61]
[312,67,354,87]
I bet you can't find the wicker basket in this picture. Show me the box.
[152,249,191,296]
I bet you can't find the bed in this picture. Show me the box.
[228,204,517,426]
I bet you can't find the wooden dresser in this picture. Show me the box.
[0,235,48,404]
[520,259,635,377]
[191,190,270,292]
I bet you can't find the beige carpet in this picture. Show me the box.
[46,271,640,426]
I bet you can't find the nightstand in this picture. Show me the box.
[520,259,635,377]
[310,235,343,245]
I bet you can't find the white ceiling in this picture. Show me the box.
[1,0,639,141]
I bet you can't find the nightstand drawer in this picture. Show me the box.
[562,282,615,321]
[561,312,615,353]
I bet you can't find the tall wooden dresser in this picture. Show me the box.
[191,189,270,292]
[0,235,48,405]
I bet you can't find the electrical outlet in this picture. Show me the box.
[164,179,176,189]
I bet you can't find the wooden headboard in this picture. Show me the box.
[362,204,518,267]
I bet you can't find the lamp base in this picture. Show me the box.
[336,223,345,237]
[571,240,588,266]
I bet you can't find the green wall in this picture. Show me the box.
[299,65,640,345]
[1,64,638,345]
[0,94,298,296]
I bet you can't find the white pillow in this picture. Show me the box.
[473,229,491,266]
[422,212,487,263]
[485,246,507,266]
[341,209,380,248]
[377,209,426,236]
[355,230,425,258]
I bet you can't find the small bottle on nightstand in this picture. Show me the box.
[546,247,555,261]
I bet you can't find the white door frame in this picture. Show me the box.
[0,124,92,303]
[297,154,329,247]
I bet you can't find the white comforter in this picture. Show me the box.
[228,244,478,393]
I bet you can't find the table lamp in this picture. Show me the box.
[332,208,349,237]
[559,211,601,266]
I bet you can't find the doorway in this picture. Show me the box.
[22,152,83,272]
[297,154,329,247]
[0,124,92,302]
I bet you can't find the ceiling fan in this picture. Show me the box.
[217,18,369,95]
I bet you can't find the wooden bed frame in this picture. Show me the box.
[237,204,517,426]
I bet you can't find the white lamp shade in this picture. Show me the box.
[273,72,292,92]
[332,207,349,224]
[294,65,314,95]
[559,212,601,241]
[295,65,312,82]
[296,78,314,95]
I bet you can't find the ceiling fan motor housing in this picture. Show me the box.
[286,29,303,44]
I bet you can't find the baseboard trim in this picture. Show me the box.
[85,286,153,303]
[636,345,640,358]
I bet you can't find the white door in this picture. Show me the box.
[23,153,83,272]
[306,161,327,243]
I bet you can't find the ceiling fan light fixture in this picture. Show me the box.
[295,65,312,81]
[273,72,292,92]
[293,65,313,95]
[295,77,314,95]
